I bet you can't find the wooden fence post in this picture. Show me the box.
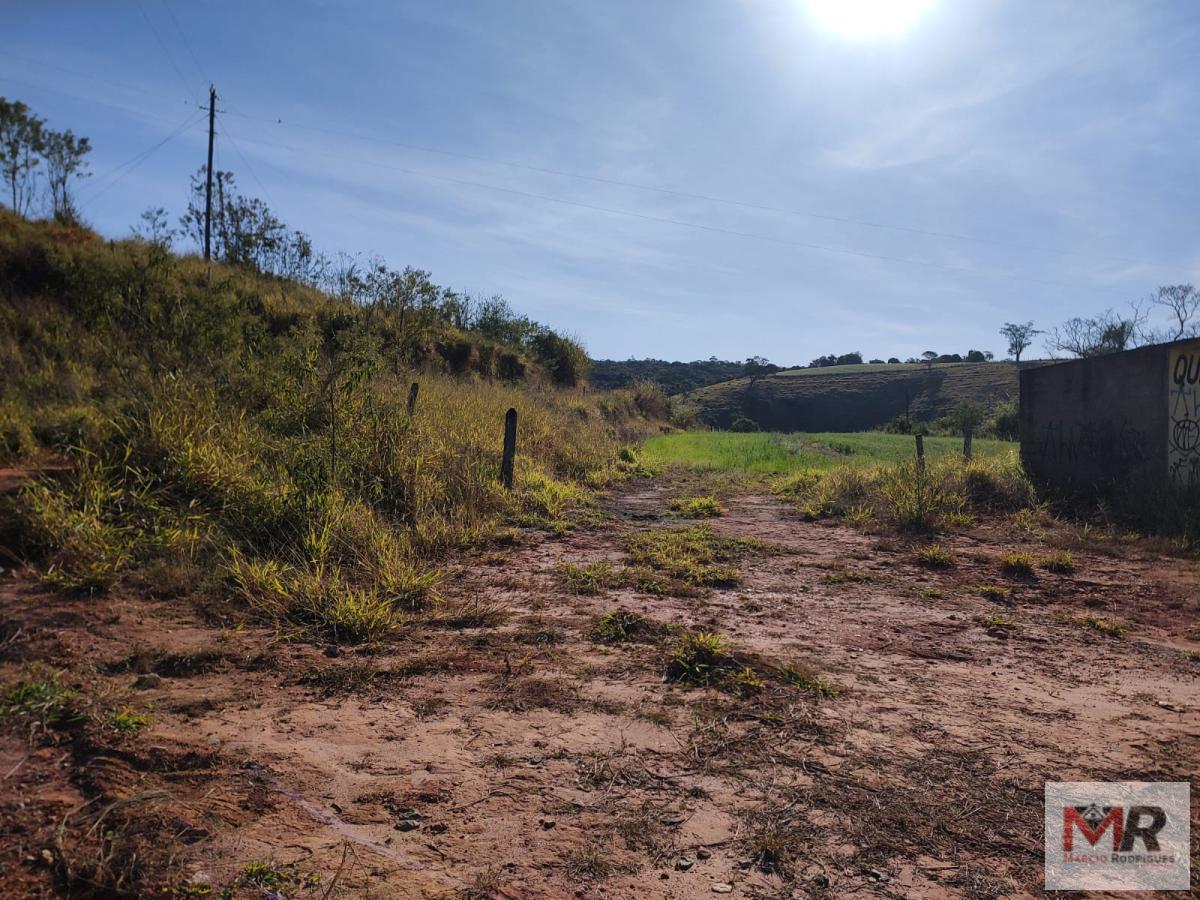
[915,434,925,474]
[501,407,517,490]
[406,382,419,418]
[963,427,973,462]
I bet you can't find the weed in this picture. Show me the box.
[981,613,1019,631]
[821,565,874,585]
[729,666,765,695]
[668,495,723,518]
[627,525,760,592]
[1072,615,1127,637]
[1,669,79,737]
[774,664,840,698]
[431,598,509,629]
[664,631,736,686]
[566,843,615,880]
[976,584,1012,603]
[106,708,151,733]
[912,543,955,568]
[1000,551,1036,577]
[592,610,666,644]
[1040,550,1076,574]
[558,561,623,594]
[919,587,945,599]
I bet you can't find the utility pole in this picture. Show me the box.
[204,84,216,261]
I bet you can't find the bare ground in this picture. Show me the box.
[1,478,1197,898]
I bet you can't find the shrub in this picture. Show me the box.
[629,379,668,419]
[729,415,759,433]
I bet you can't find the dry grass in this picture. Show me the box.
[912,543,955,568]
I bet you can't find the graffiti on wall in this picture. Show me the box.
[1169,342,1200,488]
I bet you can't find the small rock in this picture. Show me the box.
[696,848,712,860]
[813,874,829,888]
[40,849,54,866]
[661,813,686,826]
[133,673,162,690]
[712,884,733,894]
[539,818,556,830]
[394,820,419,832]
[1156,701,1179,712]
[323,644,340,658]
[426,822,448,834]
[676,857,694,871]
[864,867,889,882]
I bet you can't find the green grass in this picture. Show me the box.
[626,525,762,591]
[642,431,1015,476]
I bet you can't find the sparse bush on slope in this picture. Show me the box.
[0,213,659,640]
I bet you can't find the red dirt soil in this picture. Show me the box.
[1,480,1197,898]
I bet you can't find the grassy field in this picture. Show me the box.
[642,430,1017,475]
[682,361,1023,432]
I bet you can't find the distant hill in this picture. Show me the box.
[684,361,1030,431]
[589,358,745,394]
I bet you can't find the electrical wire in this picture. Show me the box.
[225,128,1140,293]
[79,110,205,209]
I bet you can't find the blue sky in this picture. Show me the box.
[6,1,1198,363]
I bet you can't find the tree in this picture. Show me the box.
[965,349,993,363]
[743,355,778,384]
[132,206,174,249]
[920,351,938,371]
[999,322,1039,362]
[41,127,90,224]
[1149,284,1199,341]
[1046,306,1148,358]
[0,98,45,215]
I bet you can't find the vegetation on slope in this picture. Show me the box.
[0,212,658,640]
[684,361,1021,432]
[588,357,745,394]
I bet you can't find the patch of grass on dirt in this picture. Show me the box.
[774,664,840,698]
[1040,550,1076,574]
[912,543,955,568]
[665,631,737,687]
[626,524,761,591]
[558,561,623,594]
[668,495,723,518]
[742,804,808,876]
[1,668,79,737]
[999,551,1036,577]
[981,613,1019,631]
[593,610,668,644]
[239,860,319,892]
[1072,615,1127,637]
[976,583,1012,603]
[106,708,151,733]
[821,564,874,585]
[299,663,389,696]
[431,598,509,629]
[489,675,579,712]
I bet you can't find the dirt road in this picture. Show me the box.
[2,481,1196,897]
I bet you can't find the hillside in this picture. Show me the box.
[684,361,1023,431]
[589,357,745,393]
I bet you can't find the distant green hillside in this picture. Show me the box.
[589,358,745,394]
[685,361,1024,431]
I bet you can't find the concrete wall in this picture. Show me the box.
[1019,339,1200,495]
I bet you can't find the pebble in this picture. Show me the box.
[696,848,712,860]
[676,857,694,871]
[133,672,162,689]
[712,884,733,894]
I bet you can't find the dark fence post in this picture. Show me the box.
[501,407,517,490]
[915,434,925,474]
[963,427,973,462]
[406,382,419,418]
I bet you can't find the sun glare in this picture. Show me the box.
[806,0,936,40]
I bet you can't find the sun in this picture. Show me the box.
[805,0,936,40]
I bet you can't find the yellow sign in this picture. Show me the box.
[1168,342,1200,487]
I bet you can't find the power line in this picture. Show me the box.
[219,108,1173,271]
[226,128,1138,293]
[135,0,200,106]
[80,110,205,209]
